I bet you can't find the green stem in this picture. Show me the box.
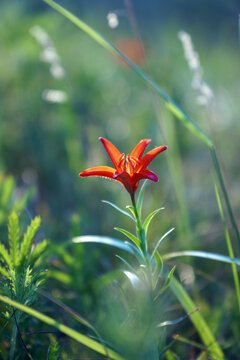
[10,321,18,360]
[130,193,147,257]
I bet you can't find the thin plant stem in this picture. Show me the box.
[210,145,240,251]
[130,193,147,257]
[12,309,32,360]
[213,179,240,312]
[10,321,18,360]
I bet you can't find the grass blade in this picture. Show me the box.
[0,295,123,360]
[167,275,224,360]
[162,250,240,265]
[213,179,240,311]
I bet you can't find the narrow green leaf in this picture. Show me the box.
[0,295,124,360]
[167,274,224,359]
[136,180,147,219]
[154,266,176,301]
[29,239,48,267]
[0,244,12,269]
[151,228,175,261]
[102,200,136,222]
[18,216,41,267]
[72,235,144,262]
[116,255,135,273]
[47,270,72,285]
[8,212,20,267]
[0,176,14,207]
[0,265,10,279]
[213,179,240,311]
[143,208,164,235]
[153,250,163,290]
[114,227,140,247]
[162,250,240,266]
[157,307,199,328]
[126,205,136,219]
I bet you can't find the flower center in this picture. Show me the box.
[117,153,140,175]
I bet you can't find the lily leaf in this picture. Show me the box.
[126,205,136,219]
[102,200,136,222]
[154,266,176,301]
[116,255,135,273]
[114,227,140,247]
[72,235,144,262]
[151,228,175,261]
[143,208,164,235]
[152,250,163,290]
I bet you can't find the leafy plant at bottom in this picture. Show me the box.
[0,211,48,359]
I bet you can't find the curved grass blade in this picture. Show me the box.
[0,295,124,360]
[165,274,224,359]
[213,179,240,311]
[43,0,240,250]
[116,255,135,273]
[162,250,240,266]
[114,227,141,247]
[72,235,144,262]
[157,307,199,328]
[151,228,175,261]
[143,208,165,235]
[102,200,136,222]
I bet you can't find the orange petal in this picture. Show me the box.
[136,169,158,182]
[99,137,122,169]
[139,146,167,169]
[79,166,116,178]
[113,171,134,193]
[130,139,151,160]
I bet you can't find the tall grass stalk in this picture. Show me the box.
[213,180,240,311]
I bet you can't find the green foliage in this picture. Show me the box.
[143,208,164,235]
[18,215,41,268]
[0,210,47,358]
[114,227,140,247]
[0,174,35,226]
[8,211,20,267]
[47,341,62,360]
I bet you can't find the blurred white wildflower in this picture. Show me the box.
[30,25,65,79]
[178,30,214,106]
[42,89,68,103]
[107,12,119,29]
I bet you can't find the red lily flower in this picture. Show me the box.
[79,138,167,194]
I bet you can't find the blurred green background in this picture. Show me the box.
[1,0,240,358]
